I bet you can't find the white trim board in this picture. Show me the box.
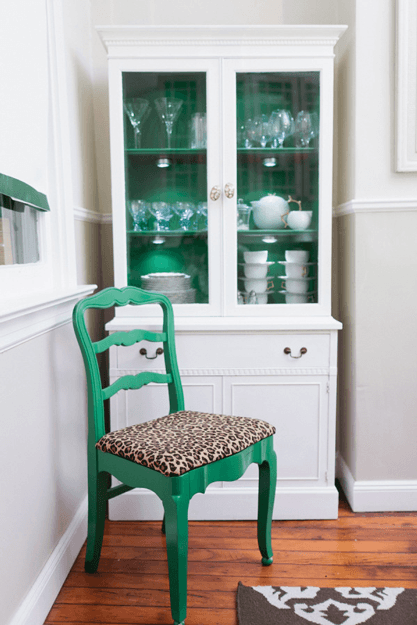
[336,454,417,512]
[333,198,417,218]
[73,207,113,225]
[109,485,339,521]
[9,497,87,625]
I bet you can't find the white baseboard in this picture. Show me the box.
[109,485,339,521]
[9,496,87,625]
[336,454,417,512]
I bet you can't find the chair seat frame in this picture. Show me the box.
[73,286,277,625]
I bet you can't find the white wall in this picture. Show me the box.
[334,0,417,502]
[2,2,101,624]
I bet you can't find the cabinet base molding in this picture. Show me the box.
[337,454,417,512]
[108,485,339,521]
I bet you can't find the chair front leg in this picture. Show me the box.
[163,493,190,625]
[85,469,108,573]
[257,449,277,565]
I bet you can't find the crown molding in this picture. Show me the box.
[74,206,112,225]
[333,198,417,218]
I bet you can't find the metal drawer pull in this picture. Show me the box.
[140,347,164,360]
[284,347,307,359]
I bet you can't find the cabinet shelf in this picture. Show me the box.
[126,148,206,156]
[127,229,207,236]
[237,147,317,155]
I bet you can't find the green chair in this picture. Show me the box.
[73,286,277,625]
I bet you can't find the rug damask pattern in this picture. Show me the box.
[237,583,417,624]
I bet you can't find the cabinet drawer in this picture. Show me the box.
[115,332,331,372]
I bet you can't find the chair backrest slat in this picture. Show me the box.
[93,329,166,354]
[73,286,184,447]
[102,371,173,401]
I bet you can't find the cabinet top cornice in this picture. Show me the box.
[97,24,347,54]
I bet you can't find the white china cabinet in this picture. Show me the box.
[98,25,345,520]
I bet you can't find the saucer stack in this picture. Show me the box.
[238,250,274,304]
[140,272,196,304]
[278,250,316,303]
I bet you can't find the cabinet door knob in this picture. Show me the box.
[284,347,307,359]
[224,182,235,198]
[140,347,164,360]
[210,185,221,201]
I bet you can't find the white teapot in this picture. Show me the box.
[252,194,290,230]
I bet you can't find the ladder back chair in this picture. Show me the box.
[73,286,277,625]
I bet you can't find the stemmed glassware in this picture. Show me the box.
[123,98,150,149]
[128,200,150,231]
[253,115,271,148]
[154,97,183,149]
[150,202,173,231]
[193,202,208,231]
[268,109,295,148]
[294,111,319,147]
[172,201,195,231]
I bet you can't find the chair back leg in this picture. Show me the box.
[257,449,277,566]
[85,470,108,573]
[163,493,190,625]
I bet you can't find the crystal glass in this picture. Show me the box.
[150,202,173,231]
[253,114,271,148]
[123,98,150,148]
[294,111,319,147]
[268,109,295,148]
[154,97,183,149]
[128,199,150,231]
[237,198,251,230]
[172,201,195,231]
[191,202,208,231]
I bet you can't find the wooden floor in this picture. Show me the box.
[45,490,417,625]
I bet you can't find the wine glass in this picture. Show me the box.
[294,111,319,147]
[123,98,150,149]
[154,97,183,149]
[128,200,150,231]
[150,202,173,231]
[253,114,270,148]
[194,202,208,230]
[172,201,195,231]
[268,109,295,148]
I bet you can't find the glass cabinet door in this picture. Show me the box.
[224,65,321,311]
[122,70,213,307]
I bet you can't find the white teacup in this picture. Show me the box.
[285,263,309,278]
[286,211,313,231]
[285,250,309,263]
[285,292,314,304]
[243,277,274,293]
[242,261,273,279]
[244,250,268,264]
[281,277,313,294]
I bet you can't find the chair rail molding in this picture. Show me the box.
[396,0,417,171]
[333,198,417,217]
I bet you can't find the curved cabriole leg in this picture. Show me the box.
[85,470,108,573]
[163,494,190,625]
[257,450,277,566]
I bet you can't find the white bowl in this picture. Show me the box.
[285,250,309,263]
[287,211,313,231]
[280,277,314,294]
[244,250,268,264]
[242,277,274,293]
[240,261,274,279]
[285,292,309,304]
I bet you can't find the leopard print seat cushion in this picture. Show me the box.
[96,410,275,477]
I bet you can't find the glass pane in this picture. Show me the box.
[236,72,319,306]
[0,201,39,265]
[123,72,208,304]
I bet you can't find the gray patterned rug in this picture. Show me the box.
[237,583,417,624]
